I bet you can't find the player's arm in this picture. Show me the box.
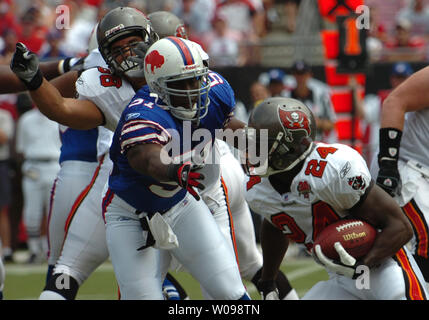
[260,218,289,281]
[0,58,78,94]
[224,116,246,131]
[349,182,413,268]
[381,66,429,129]
[127,143,172,182]
[123,126,205,200]
[49,71,79,98]
[256,218,289,299]
[376,66,429,196]
[29,78,104,129]
[10,43,104,130]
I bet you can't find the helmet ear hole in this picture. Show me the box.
[270,153,288,170]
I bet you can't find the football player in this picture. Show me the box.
[11,7,248,300]
[103,36,250,299]
[244,97,428,299]
[373,65,429,286]
[147,10,298,300]
[11,6,158,300]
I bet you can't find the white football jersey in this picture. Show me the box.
[246,143,372,251]
[76,66,136,132]
[400,108,429,168]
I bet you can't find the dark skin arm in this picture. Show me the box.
[126,143,172,182]
[260,218,289,282]
[350,183,413,267]
[222,116,247,149]
[224,116,246,131]
[0,60,67,94]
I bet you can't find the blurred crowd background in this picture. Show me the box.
[0,0,427,262]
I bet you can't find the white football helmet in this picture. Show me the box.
[143,37,211,123]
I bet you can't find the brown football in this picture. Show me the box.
[313,219,377,260]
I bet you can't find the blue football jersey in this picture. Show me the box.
[109,71,235,213]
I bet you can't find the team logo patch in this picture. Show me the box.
[145,50,165,74]
[388,130,398,139]
[297,180,312,199]
[278,108,311,140]
[389,147,397,157]
[348,175,366,190]
[105,24,124,37]
[175,24,187,38]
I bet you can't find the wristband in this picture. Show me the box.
[57,59,65,75]
[378,127,402,164]
[58,57,78,74]
[23,68,43,91]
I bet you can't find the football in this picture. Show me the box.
[313,219,377,261]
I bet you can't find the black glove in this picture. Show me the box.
[376,128,402,197]
[256,279,279,300]
[376,161,401,197]
[10,42,43,90]
[167,161,205,201]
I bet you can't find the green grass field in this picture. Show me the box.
[2,251,329,300]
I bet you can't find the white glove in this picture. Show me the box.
[313,242,359,278]
[256,279,280,300]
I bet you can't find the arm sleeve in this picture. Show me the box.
[119,114,171,155]
[317,147,372,210]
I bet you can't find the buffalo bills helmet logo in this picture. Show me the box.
[145,50,165,74]
[278,108,312,139]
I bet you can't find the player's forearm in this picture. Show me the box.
[260,219,288,281]
[29,78,70,124]
[0,65,28,93]
[127,144,171,182]
[0,60,69,94]
[39,60,65,80]
[362,218,412,268]
[352,185,413,267]
[380,94,406,130]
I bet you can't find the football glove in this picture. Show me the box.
[376,161,401,197]
[256,279,279,300]
[376,128,402,197]
[10,42,43,90]
[167,161,205,201]
[313,242,360,279]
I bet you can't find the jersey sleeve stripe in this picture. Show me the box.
[121,123,169,137]
[123,119,171,138]
[120,134,168,152]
